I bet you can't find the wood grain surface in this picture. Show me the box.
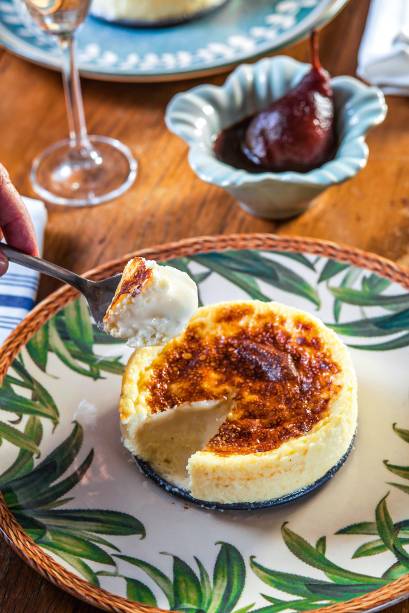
[0,0,408,611]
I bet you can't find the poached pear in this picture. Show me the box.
[243,31,335,173]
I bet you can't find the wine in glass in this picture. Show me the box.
[23,0,137,206]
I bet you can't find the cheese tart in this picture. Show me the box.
[91,0,228,25]
[119,300,358,505]
[103,257,198,348]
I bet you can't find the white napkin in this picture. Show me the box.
[0,197,47,345]
[357,0,409,95]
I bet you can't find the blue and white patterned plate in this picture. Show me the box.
[0,0,349,82]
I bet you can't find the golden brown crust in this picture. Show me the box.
[143,302,340,454]
[103,257,153,323]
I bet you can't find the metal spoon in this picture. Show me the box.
[1,244,121,330]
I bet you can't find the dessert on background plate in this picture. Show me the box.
[119,300,358,508]
[90,0,228,25]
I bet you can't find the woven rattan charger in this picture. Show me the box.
[0,234,408,613]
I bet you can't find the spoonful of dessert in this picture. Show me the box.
[2,245,198,346]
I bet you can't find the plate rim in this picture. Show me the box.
[0,0,350,82]
[0,233,409,613]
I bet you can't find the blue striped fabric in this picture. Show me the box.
[0,197,47,345]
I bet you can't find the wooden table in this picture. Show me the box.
[0,0,408,611]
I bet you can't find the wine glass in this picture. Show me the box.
[23,0,137,206]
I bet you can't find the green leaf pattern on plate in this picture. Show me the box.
[26,298,125,380]
[0,422,146,586]
[172,251,409,350]
[0,249,408,611]
[116,543,246,612]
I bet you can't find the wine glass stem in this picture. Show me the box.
[58,34,90,151]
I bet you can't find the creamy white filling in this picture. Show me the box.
[105,260,198,348]
[131,399,232,489]
[90,0,225,21]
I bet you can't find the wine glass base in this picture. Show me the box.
[30,135,137,207]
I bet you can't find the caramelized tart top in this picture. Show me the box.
[141,302,340,455]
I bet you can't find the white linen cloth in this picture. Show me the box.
[0,197,47,344]
[357,0,409,95]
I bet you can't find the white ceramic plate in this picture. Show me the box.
[0,235,408,613]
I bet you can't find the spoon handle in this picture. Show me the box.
[1,244,89,293]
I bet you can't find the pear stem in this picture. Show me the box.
[310,29,321,71]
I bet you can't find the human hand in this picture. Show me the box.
[0,164,39,276]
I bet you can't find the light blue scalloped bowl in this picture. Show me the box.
[166,56,387,219]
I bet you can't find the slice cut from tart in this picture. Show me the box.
[103,256,198,348]
[119,300,357,507]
